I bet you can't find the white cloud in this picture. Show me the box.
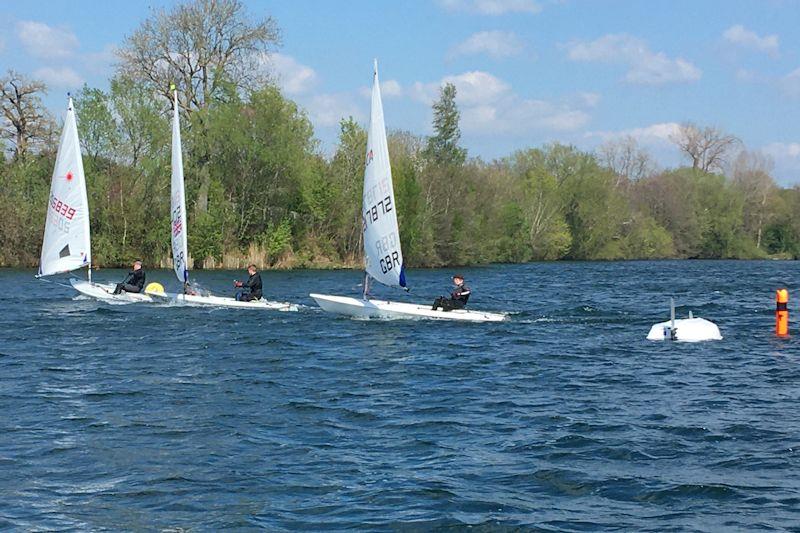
[358,79,404,99]
[33,66,83,88]
[268,53,318,95]
[450,30,525,59]
[761,142,800,184]
[564,34,701,85]
[411,71,511,106]
[16,20,79,59]
[438,0,541,15]
[735,68,756,82]
[763,142,800,160]
[780,67,800,98]
[82,44,117,76]
[380,79,403,98]
[305,93,364,128]
[586,122,681,146]
[722,25,779,56]
[411,70,589,135]
[575,91,601,108]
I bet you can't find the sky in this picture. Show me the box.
[2,0,800,183]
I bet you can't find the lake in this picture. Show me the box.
[1,261,799,530]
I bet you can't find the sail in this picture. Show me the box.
[38,98,91,277]
[362,60,406,289]
[170,90,189,283]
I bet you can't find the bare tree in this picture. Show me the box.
[671,122,740,173]
[0,70,54,160]
[597,135,656,185]
[116,0,281,114]
[731,149,776,249]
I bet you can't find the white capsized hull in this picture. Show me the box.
[310,293,507,322]
[647,317,722,342]
[147,289,298,311]
[70,278,153,303]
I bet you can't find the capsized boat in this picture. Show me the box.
[37,97,152,303]
[647,298,722,342]
[145,88,297,312]
[309,61,507,323]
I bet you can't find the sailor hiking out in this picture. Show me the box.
[114,260,146,294]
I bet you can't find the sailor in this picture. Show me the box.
[234,264,263,301]
[183,282,198,296]
[432,274,471,311]
[113,260,146,294]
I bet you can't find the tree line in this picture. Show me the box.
[2,0,799,270]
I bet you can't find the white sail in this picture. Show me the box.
[38,98,91,277]
[362,60,406,289]
[170,90,189,284]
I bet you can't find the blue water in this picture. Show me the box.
[1,261,799,530]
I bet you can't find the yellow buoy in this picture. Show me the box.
[145,282,165,296]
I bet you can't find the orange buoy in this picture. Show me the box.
[776,289,789,337]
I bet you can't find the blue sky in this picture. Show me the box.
[2,0,800,183]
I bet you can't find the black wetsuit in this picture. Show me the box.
[237,272,263,301]
[432,282,471,311]
[114,269,145,294]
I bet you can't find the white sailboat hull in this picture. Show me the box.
[310,293,507,322]
[646,317,722,342]
[147,290,298,311]
[70,278,153,303]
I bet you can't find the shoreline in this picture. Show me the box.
[3,256,796,272]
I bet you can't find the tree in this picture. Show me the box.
[327,118,368,262]
[116,0,280,114]
[731,150,776,249]
[74,85,119,164]
[597,135,656,185]
[0,70,54,160]
[423,82,466,167]
[671,122,740,173]
[116,0,281,213]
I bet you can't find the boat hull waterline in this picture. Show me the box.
[148,290,298,311]
[310,293,506,322]
[646,317,722,342]
[70,278,153,303]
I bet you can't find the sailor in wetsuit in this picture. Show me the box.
[234,264,263,302]
[432,274,471,311]
[113,260,146,294]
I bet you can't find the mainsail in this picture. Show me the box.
[362,60,406,289]
[170,89,189,284]
[38,98,92,277]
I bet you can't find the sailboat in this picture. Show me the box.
[146,89,297,311]
[37,97,152,302]
[310,61,506,322]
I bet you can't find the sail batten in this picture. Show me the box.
[362,61,406,289]
[38,98,92,278]
[171,90,189,284]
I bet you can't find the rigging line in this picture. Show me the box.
[37,276,75,290]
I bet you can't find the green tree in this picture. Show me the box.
[423,83,466,167]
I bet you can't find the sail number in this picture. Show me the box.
[363,195,393,229]
[48,194,76,233]
[49,194,76,221]
[374,232,401,274]
[172,206,183,237]
[379,251,401,274]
